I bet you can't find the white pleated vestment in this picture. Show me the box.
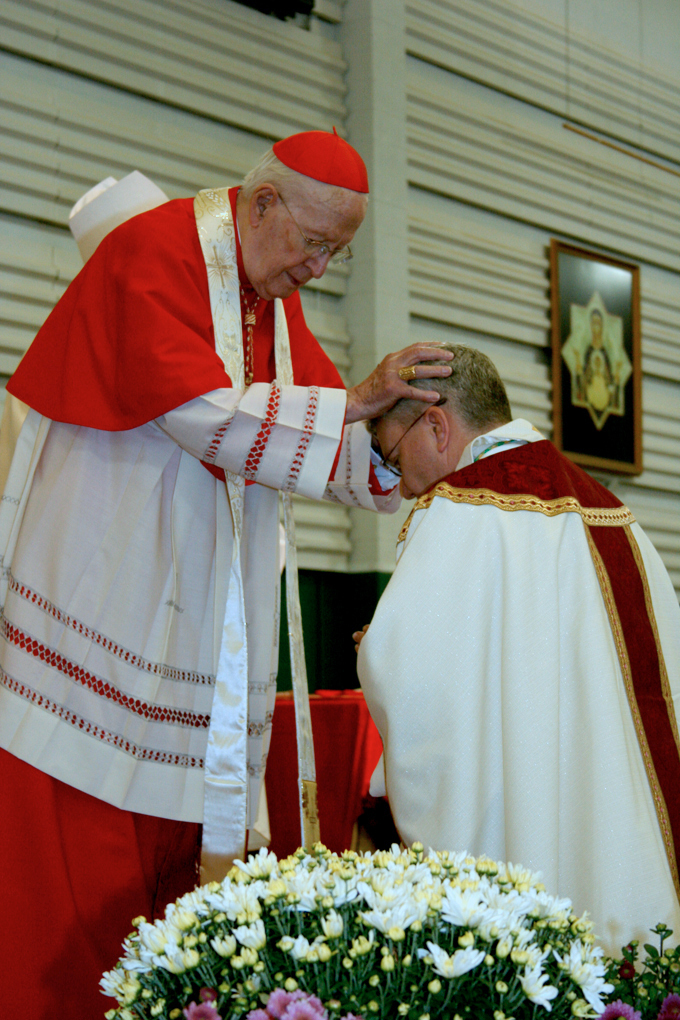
[0,187,400,878]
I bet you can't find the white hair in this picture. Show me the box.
[241,147,369,213]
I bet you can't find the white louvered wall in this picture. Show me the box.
[405,0,680,165]
[0,0,351,570]
[397,0,680,598]
[0,0,347,138]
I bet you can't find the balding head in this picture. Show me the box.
[369,344,513,499]
[376,344,512,433]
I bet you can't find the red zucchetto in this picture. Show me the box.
[273,128,369,194]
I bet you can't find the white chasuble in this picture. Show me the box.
[358,422,680,955]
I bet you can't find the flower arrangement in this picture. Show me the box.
[102,842,615,1020]
[603,925,680,1020]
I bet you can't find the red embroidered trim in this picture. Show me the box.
[203,415,234,464]
[247,710,274,738]
[323,486,344,505]
[1,617,210,729]
[244,382,281,481]
[0,666,204,768]
[8,575,214,686]
[284,387,319,492]
[344,430,364,509]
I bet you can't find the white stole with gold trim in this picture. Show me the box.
[194,188,318,878]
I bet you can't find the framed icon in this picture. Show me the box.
[550,240,642,475]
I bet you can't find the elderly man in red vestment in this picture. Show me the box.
[0,131,452,1018]
[358,343,680,956]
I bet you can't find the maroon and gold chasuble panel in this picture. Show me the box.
[403,439,680,900]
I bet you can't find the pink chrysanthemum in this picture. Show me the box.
[200,988,218,1002]
[183,1001,222,1020]
[659,993,680,1020]
[601,1001,642,1020]
[247,989,329,1020]
[282,1000,327,1020]
[340,1014,365,1020]
[264,989,306,1018]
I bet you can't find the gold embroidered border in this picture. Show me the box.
[625,526,680,760]
[398,483,635,544]
[585,526,680,900]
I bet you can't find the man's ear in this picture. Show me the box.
[427,405,451,454]
[250,186,276,227]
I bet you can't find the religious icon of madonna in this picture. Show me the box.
[560,292,632,431]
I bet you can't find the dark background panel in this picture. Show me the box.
[557,250,636,466]
[277,569,391,691]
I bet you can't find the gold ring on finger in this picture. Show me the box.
[398,365,418,381]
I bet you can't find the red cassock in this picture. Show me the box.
[2,190,348,1019]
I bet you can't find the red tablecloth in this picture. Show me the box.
[265,689,383,857]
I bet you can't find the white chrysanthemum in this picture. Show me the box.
[208,881,264,921]
[164,906,199,931]
[412,882,444,912]
[360,896,429,934]
[480,884,534,919]
[556,942,613,1011]
[514,927,539,950]
[321,909,344,938]
[281,934,326,961]
[137,920,170,956]
[101,968,132,1001]
[440,885,495,929]
[349,931,376,957]
[120,956,154,975]
[501,862,542,892]
[211,934,237,958]
[523,943,551,971]
[155,943,201,975]
[138,919,182,971]
[519,963,558,1011]
[471,907,508,943]
[233,919,266,950]
[367,871,404,901]
[439,849,470,870]
[423,943,486,979]
[317,869,360,906]
[359,881,411,912]
[280,869,319,912]
[291,935,313,961]
[265,877,287,900]
[173,888,211,913]
[235,847,278,879]
[525,888,573,921]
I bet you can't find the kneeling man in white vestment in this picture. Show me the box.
[357,343,680,956]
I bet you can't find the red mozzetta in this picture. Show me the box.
[8,189,344,431]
